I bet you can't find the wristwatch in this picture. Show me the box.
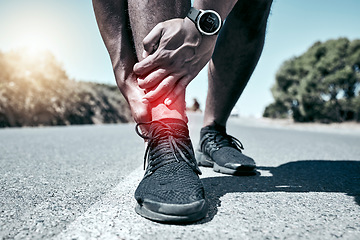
[187,7,222,36]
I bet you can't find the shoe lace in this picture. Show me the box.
[200,130,244,155]
[136,120,201,177]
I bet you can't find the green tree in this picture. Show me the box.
[264,38,360,122]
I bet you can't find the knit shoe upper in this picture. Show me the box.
[196,123,256,175]
[134,118,207,223]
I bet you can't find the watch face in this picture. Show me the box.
[198,11,221,35]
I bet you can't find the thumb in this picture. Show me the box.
[142,22,163,57]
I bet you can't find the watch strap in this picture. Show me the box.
[187,7,200,23]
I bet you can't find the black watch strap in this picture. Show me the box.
[187,7,200,23]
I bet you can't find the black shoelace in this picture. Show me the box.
[200,130,244,156]
[136,120,201,177]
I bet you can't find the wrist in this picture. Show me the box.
[183,17,217,43]
[183,17,202,37]
[186,7,222,36]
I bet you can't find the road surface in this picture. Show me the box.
[1,113,359,239]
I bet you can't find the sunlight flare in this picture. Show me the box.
[16,31,52,57]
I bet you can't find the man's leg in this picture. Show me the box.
[127,0,191,122]
[93,0,189,124]
[93,0,151,123]
[204,0,273,126]
[127,0,208,223]
[197,0,273,175]
[94,0,207,223]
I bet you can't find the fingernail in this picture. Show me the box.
[142,50,148,59]
[142,98,149,104]
[164,98,172,106]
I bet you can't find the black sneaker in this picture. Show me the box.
[134,118,207,223]
[196,123,256,175]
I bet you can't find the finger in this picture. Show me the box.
[143,22,163,55]
[133,54,159,77]
[138,68,170,89]
[142,50,149,59]
[129,86,152,123]
[142,75,179,103]
[164,77,190,106]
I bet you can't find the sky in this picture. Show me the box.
[0,0,359,117]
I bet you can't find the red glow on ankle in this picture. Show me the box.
[150,97,187,123]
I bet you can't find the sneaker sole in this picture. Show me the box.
[196,149,256,175]
[135,199,207,223]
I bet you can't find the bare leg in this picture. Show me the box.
[93,0,151,124]
[93,0,190,124]
[203,0,273,127]
[127,0,191,122]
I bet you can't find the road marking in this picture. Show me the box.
[55,166,223,240]
[55,166,144,240]
[55,165,360,240]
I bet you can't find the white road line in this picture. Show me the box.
[55,166,144,240]
[55,166,222,240]
[55,165,360,240]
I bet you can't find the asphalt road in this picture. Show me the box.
[1,113,359,239]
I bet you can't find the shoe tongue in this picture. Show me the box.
[151,118,189,135]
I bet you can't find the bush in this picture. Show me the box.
[0,49,132,127]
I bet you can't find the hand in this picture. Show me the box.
[133,17,217,105]
[115,73,151,124]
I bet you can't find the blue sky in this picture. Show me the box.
[0,0,359,117]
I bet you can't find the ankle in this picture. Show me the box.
[151,100,187,123]
[202,118,226,129]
